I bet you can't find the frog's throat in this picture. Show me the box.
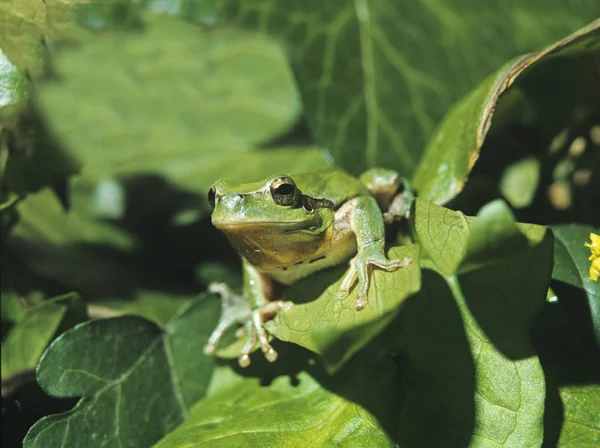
[221,223,332,271]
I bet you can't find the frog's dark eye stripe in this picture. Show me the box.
[301,195,334,211]
[270,176,297,206]
[207,187,216,209]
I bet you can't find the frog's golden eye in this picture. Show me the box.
[207,187,216,209]
[270,176,297,206]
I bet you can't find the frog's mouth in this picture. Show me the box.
[212,215,323,235]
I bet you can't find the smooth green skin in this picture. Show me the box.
[206,168,411,367]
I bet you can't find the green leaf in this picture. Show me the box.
[0,291,27,323]
[410,199,554,446]
[552,224,600,347]
[12,185,131,248]
[1,293,87,392]
[412,19,600,204]
[535,302,600,447]
[89,291,195,326]
[191,1,599,176]
[0,0,99,78]
[0,0,47,77]
[0,48,30,120]
[23,296,220,448]
[38,15,303,189]
[460,199,529,272]
[267,243,420,372]
[155,369,396,448]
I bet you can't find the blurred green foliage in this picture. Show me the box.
[1,1,599,447]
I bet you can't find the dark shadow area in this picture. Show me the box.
[285,265,346,305]
[447,109,600,228]
[551,280,600,349]
[1,382,78,448]
[533,301,600,448]
[3,173,240,301]
[460,228,553,360]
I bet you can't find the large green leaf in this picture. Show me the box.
[552,224,600,347]
[155,309,413,448]
[412,19,600,204]
[23,296,220,448]
[38,15,303,187]
[267,243,420,372]
[155,369,396,448]
[1,293,87,394]
[409,199,554,446]
[176,0,599,176]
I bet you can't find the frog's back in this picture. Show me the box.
[293,170,367,208]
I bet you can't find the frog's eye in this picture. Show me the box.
[207,187,216,209]
[270,177,297,206]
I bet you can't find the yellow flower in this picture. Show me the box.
[585,233,600,281]
[585,233,600,259]
[590,257,600,282]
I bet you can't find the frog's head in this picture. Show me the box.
[208,175,334,270]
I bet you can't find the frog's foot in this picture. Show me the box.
[203,282,252,356]
[238,300,293,368]
[338,242,412,310]
[203,283,293,367]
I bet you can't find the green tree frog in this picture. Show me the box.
[204,168,413,367]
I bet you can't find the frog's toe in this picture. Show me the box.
[239,354,251,368]
[238,320,257,367]
[237,306,284,367]
[370,256,412,271]
[338,261,357,300]
[203,342,217,356]
[355,295,368,311]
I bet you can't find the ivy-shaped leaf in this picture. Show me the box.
[23,297,220,448]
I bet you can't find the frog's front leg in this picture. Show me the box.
[338,195,412,310]
[203,259,292,367]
